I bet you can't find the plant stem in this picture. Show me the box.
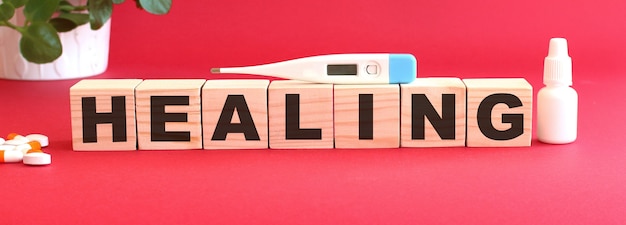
[1,19,22,31]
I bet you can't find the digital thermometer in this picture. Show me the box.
[210,53,417,84]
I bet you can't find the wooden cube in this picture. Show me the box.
[135,79,206,150]
[334,84,400,148]
[202,79,270,149]
[400,78,466,147]
[463,78,532,147]
[268,80,334,149]
[70,79,143,151]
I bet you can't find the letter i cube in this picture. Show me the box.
[334,84,400,148]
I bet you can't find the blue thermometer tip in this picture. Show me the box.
[388,54,417,84]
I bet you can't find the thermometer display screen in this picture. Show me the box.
[327,64,357,75]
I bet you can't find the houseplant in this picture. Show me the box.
[0,0,171,80]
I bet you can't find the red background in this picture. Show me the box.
[2,0,626,224]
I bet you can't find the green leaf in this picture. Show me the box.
[58,1,75,13]
[0,3,15,21]
[19,22,62,64]
[138,0,171,15]
[88,0,112,30]
[58,5,74,13]
[49,12,90,32]
[23,0,59,22]
[59,13,90,25]
[49,17,77,32]
[5,0,26,8]
[112,0,125,4]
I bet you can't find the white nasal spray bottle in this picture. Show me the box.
[211,53,417,84]
[537,38,578,144]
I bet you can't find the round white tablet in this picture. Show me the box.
[22,152,51,166]
[26,134,49,147]
[4,136,29,146]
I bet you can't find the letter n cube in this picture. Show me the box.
[400,78,466,147]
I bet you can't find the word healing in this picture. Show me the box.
[69,78,532,151]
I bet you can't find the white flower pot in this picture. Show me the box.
[0,7,110,80]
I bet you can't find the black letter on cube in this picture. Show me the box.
[411,94,456,140]
[82,96,127,143]
[212,95,260,141]
[150,96,191,142]
[477,93,524,140]
[359,94,374,140]
[285,94,322,140]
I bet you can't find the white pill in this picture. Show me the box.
[0,145,16,151]
[26,134,49,147]
[12,135,26,140]
[23,152,51,166]
[15,144,33,154]
[4,136,29,146]
[1,150,23,163]
[0,138,4,145]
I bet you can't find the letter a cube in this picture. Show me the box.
[202,79,270,149]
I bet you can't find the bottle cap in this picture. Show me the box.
[543,38,572,86]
